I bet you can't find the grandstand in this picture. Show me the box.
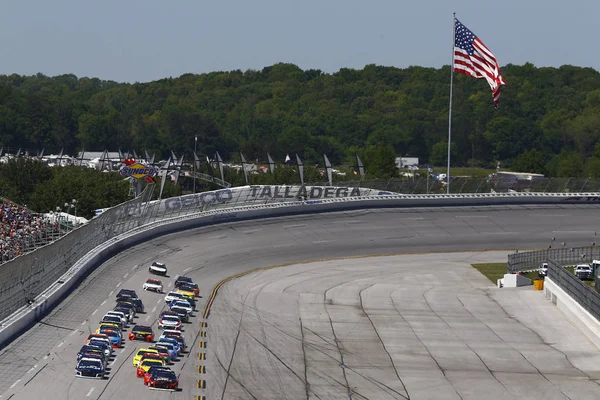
[0,198,63,263]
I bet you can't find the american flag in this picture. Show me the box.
[454,19,506,108]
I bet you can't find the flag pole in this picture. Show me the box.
[447,12,456,194]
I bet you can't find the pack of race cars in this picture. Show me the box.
[75,262,200,391]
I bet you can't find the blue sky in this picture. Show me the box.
[0,0,597,83]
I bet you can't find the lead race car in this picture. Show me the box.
[149,262,168,276]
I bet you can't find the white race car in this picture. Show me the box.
[158,315,181,330]
[164,291,185,303]
[149,262,168,276]
[143,278,164,293]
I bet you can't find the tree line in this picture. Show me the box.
[0,63,599,176]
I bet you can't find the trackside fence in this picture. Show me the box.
[0,185,155,321]
[507,246,600,273]
[546,259,600,321]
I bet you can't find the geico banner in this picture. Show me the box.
[160,185,388,212]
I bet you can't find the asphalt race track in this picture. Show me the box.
[1,204,600,399]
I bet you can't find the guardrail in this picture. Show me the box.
[508,246,600,273]
[545,259,600,321]
[1,188,600,348]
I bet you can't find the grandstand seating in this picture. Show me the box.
[0,199,59,263]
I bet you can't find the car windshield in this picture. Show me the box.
[79,359,102,368]
[100,330,118,337]
[142,360,163,367]
[155,370,176,379]
[157,342,174,350]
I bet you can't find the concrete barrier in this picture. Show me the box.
[544,277,600,349]
[2,192,600,348]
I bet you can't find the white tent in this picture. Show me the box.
[44,211,88,226]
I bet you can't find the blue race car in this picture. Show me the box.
[154,342,178,361]
[76,357,106,379]
[156,337,180,356]
[99,329,123,348]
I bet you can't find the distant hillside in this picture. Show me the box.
[1,63,599,176]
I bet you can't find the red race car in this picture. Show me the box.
[144,366,179,390]
[129,325,154,342]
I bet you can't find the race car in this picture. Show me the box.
[76,357,106,379]
[157,336,183,354]
[96,323,120,334]
[155,339,180,357]
[169,306,189,323]
[84,333,111,348]
[77,345,107,363]
[143,278,164,293]
[87,340,113,358]
[153,342,178,361]
[168,299,193,314]
[144,367,179,390]
[136,359,165,378]
[147,345,172,364]
[129,325,155,342]
[164,291,185,303]
[149,262,168,276]
[175,287,196,299]
[101,314,124,330]
[133,348,160,367]
[105,310,129,326]
[158,314,181,330]
[116,288,138,302]
[99,329,123,348]
[77,352,107,368]
[174,276,193,288]
[177,282,199,296]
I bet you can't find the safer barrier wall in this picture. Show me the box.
[1,190,600,348]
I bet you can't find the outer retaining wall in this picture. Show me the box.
[1,193,599,349]
[544,277,600,349]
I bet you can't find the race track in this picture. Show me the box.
[1,204,600,399]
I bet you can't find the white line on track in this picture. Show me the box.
[168,282,173,287]
[151,307,157,313]
[109,290,114,296]
[81,321,86,326]
[70,330,78,336]
[243,228,262,234]
[160,249,169,253]
[312,240,332,244]
[283,224,306,228]
[91,309,98,316]
[273,244,293,248]
[27,366,36,374]
[124,272,129,279]
[157,299,162,304]
[9,379,21,389]
[145,315,150,321]
[116,281,122,287]
[43,355,48,360]
[183,267,192,273]
[100,300,106,306]
[86,387,95,397]
[58,342,64,348]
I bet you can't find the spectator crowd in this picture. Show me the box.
[0,200,56,263]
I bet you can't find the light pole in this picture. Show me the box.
[56,206,62,234]
[64,199,78,230]
[193,135,198,194]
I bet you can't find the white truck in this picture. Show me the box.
[574,264,593,280]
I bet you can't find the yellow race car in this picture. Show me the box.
[133,348,160,367]
[136,359,165,378]
[175,288,195,299]
[96,323,120,333]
